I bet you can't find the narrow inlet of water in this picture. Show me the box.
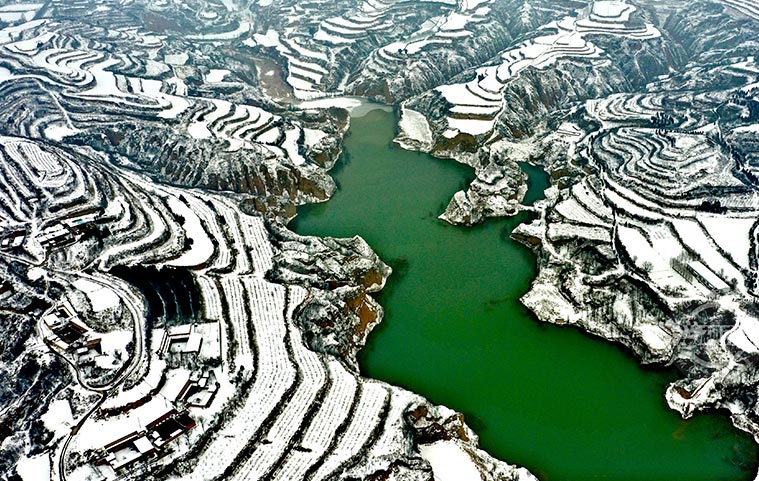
[291,108,758,481]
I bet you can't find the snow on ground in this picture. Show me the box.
[397,107,433,149]
[699,215,755,269]
[144,59,169,77]
[671,218,744,291]
[164,52,189,66]
[617,225,661,268]
[73,277,120,312]
[187,99,230,141]
[637,323,672,352]
[440,13,472,31]
[138,34,162,49]
[27,267,45,281]
[547,223,611,243]
[244,29,281,48]
[555,197,608,226]
[287,75,320,98]
[437,83,499,106]
[0,3,43,12]
[314,29,356,45]
[461,0,491,8]
[0,66,11,81]
[0,19,46,44]
[617,220,718,296]
[193,322,221,360]
[99,330,133,359]
[521,281,581,324]
[79,58,122,97]
[136,79,190,119]
[167,76,188,96]
[721,0,759,21]
[44,125,80,142]
[219,0,238,12]
[419,441,481,481]
[602,178,666,221]
[287,38,329,62]
[404,39,442,54]
[41,399,75,438]
[187,121,211,140]
[282,127,306,165]
[0,12,23,22]
[0,3,39,22]
[75,397,175,451]
[16,454,50,481]
[102,359,167,411]
[303,128,327,147]
[450,104,501,116]
[165,195,215,267]
[447,118,496,135]
[729,316,759,354]
[734,123,759,133]
[255,127,279,144]
[205,69,230,83]
[162,368,191,402]
[590,1,634,21]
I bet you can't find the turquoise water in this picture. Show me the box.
[292,108,758,481]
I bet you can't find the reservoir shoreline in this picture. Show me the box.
[292,108,758,481]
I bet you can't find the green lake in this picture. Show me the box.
[291,108,758,481]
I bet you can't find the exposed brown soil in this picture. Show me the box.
[253,56,293,100]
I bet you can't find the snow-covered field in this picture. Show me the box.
[73,278,121,312]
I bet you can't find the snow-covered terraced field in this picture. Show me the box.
[514,44,759,452]
[373,0,492,60]
[586,93,666,124]
[721,0,759,21]
[593,127,744,207]
[243,0,478,100]
[432,1,660,138]
[0,131,468,481]
[9,0,759,480]
[0,19,315,173]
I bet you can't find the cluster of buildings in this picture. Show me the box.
[41,302,103,365]
[0,207,107,254]
[158,324,203,357]
[94,323,221,475]
[97,409,197,472]
[40,284,222,476]
[39,209,107,248]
